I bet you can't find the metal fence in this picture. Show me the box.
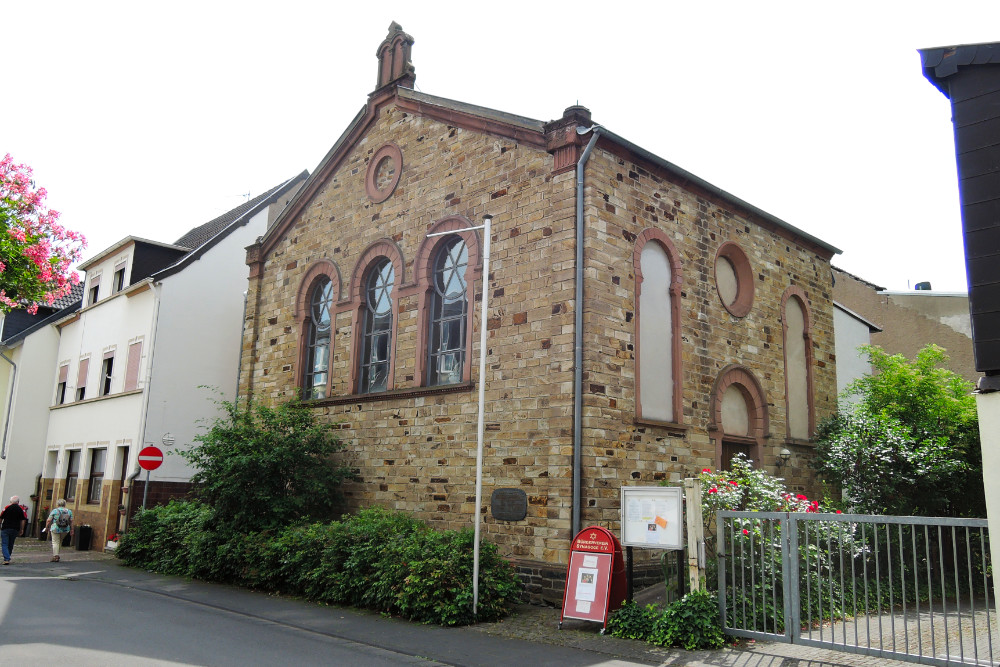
[717,511,997,666]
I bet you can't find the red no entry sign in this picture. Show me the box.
[138,446,164,471]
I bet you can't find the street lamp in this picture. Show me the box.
[427,213,491,616]
[162,433,176,448]
[776,448,792,470]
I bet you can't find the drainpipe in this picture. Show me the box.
[235,291,248,404]
[573,125,602,540]
[0,350,16,460]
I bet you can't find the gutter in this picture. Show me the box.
[573,125,602,539]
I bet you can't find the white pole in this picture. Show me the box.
[472,214,491,616]
[425,215,492,617]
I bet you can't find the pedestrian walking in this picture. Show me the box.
[44,499,73,562]
[0,495,28,565]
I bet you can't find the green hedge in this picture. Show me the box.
[606,591,725,650]
[116,502,522,626]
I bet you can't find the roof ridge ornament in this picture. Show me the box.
[375,22,415,91]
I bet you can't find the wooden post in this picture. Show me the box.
[684,478,705,592]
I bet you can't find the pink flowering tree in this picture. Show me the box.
[0,155,85,314]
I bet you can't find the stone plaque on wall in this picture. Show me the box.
[491,488,527,522]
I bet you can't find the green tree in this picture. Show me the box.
[180,398,352,529]
[815,345,982,516]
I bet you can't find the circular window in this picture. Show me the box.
[365,143,403,203]
[714,242,754,317]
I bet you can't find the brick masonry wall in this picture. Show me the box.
[239,99,839,600]
[578,147,838,517]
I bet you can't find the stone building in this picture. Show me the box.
[832,267,977,385]
[239,23,841,601]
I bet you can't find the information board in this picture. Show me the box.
[620,486,683,549]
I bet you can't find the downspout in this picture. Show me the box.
[573,125,601,539]
[235,291,248,404]
[128,280,162,522]
[0,350,17,460]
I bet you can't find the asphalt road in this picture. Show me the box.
[0,558,651,667]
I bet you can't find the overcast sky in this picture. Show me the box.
[4,1,997,293]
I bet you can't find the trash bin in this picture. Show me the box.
[76,524,92,551]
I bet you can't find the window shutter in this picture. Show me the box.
[58,364,69,383]
[90,274,101,287]
[124,342,142,391]
[77,358,89,387]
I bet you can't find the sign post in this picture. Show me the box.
[559,526,627,632]
[138,446,164,510]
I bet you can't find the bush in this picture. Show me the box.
[180,397,352,530]
[607,592,725,650]
[117,503,522,626]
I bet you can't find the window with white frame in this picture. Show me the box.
[358,258,394,394]
[427,236,468,386]
[87,448,106,503]
[113,262,126,293]
[56,364,69,405]
[65,450,81,500]
[303,278,333,400]
[100,352,114,396]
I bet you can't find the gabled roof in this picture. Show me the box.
[173,173,307,249]
[1,283,85,347]
[153,171,308,281]
[258,82,841,261]
[833,301,882,334]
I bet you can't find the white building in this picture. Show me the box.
[37,173,306,546]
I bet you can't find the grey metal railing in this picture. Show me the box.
[717,511,997,666]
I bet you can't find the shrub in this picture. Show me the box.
[180,397,352,530]
[117,502,522,626]
[607,591,724,650]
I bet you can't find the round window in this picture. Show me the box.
[714,242,754,317]
[365,143,403,204]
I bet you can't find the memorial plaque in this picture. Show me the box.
[490,488,527,521]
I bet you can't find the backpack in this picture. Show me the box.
[55,509,71,529]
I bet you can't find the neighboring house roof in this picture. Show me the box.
[832,266,886,292]
[1,284,84,347]
[921,42,1000,94]
[261,85,842,259]
[833,301,882,333]
[79,236,188,271]
[153,171,308,282]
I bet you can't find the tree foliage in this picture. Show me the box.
[814,345,982,516]
[0,154,85,312]
[180,398,352,530]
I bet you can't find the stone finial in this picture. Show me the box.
[376,22,416,90]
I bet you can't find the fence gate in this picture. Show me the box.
[717,511,997,666]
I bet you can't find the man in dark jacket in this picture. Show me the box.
[1,495,28,565]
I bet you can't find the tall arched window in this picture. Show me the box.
[782,287,815,440]
[303,277,333,400]
[428,236,468,386]
[634,229,683,424]
[359,258,395,394]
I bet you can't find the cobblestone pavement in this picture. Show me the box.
[0,541,923,666]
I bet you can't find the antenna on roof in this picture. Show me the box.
[242,190,251,202]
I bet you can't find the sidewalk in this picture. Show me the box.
[1,540,914,666]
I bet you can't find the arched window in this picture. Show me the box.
[303,277,333,400]
[634,229,683,424]
[710,365,768,470]
[782,287,815,440]
[428,236,469,386]
[359,258,395,394]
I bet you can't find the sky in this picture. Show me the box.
[4,1,998,293]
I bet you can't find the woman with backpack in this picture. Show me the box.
[44,499,73,562]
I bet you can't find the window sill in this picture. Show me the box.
[783,438,813,448]
[635,418,687,434]
[305,381,475,407]
[50,388,143,410]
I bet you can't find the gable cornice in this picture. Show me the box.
[254,86,549,265]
